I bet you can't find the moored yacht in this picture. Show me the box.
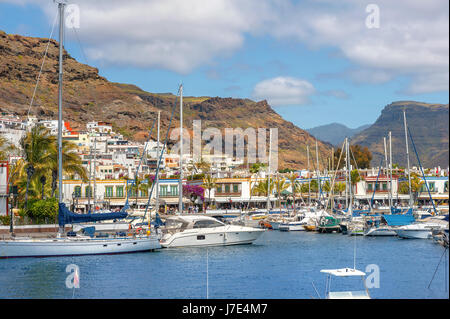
[159,215,264,248]
[394,222,447,239]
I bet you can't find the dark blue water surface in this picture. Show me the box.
[0,231,448,299]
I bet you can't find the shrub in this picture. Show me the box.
[26,198,58,221]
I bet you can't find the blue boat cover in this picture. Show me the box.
[383,213,415,226]
[58,203,128,227]
[391,207,413,215]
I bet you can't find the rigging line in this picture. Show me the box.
[142,92,179,222]
[124,116,157,210]
[324,140,345,210]
[349,145,367,195]
[26,9,59,120]
[407,127,438,216]
[427,246,448,289]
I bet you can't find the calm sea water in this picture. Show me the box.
[0,231,448,299]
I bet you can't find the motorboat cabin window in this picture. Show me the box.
[197,235,206,240]
[193,220,224,229]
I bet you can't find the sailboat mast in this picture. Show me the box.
[178,84,183,214]
[347,138,352,212]
[57,1,65,233]
[307,145,310,207]
[315,140,320,205]
[88,138,92,212]
[383,137,390,208]
[345,138,348,210]
[389,131,393,207]
[267,129,272,211]
[156,111,160,215]
[403,111,413,207]
[93,136,97,209]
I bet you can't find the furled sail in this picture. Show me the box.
[58,203,128,227]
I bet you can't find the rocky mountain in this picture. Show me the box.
[0,30,332,170]
[351,101,449,168]
[307,123,371,146]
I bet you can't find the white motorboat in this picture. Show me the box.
[394,223,446,239]
[320,268,371,299]
[159,215,265,248]
[364,226,397,236]
[279,215,308,231]
[279,221,307,231]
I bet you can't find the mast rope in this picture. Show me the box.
[26,9,59,120]
[141,91,179,223]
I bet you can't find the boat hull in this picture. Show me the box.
[364,227,397,236]
[395,229,431,239]
[0,236,161,258]
[303,225,316,231]
[279,223,306,231]
[160,226,264,248]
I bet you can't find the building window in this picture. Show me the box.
[233,184,239,193]
[74,186,81,197]
[116,186,124,197]
[382,183,387,191]
[160,185,168,196]
[170,185,178,196]
[367,183,373,192]
[216,185,222,193]
[85,186,92,198]
[105,186,113,198]
[140,189,148,197]
[225,184,230,193]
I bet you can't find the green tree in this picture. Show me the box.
[19,125,54,209]
[286,173,299,213]
[251,178,274,197]
[334,144,372,169]
[48,139,88,197]
[202,174,217,207]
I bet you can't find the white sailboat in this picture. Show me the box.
[0,2,160,258]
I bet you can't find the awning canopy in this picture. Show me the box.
[320,268,366,277]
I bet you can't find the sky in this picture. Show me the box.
[0,0,448,130]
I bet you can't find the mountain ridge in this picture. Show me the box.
[351,101,449,168]
[307,122,371,146]
[0,30,332,170]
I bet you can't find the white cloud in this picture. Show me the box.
[252,77,315,106]
[10,0,274,74]
[2,0,448,94]
[265,0,449,94]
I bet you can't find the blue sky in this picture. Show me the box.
[0,0,448,129]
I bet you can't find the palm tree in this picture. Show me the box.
[202,174,217,208]
[287,173,299,214]
[251,178,274,197]
[48,140,88,198]
[274,176,289,210]
[20,125,54,209]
